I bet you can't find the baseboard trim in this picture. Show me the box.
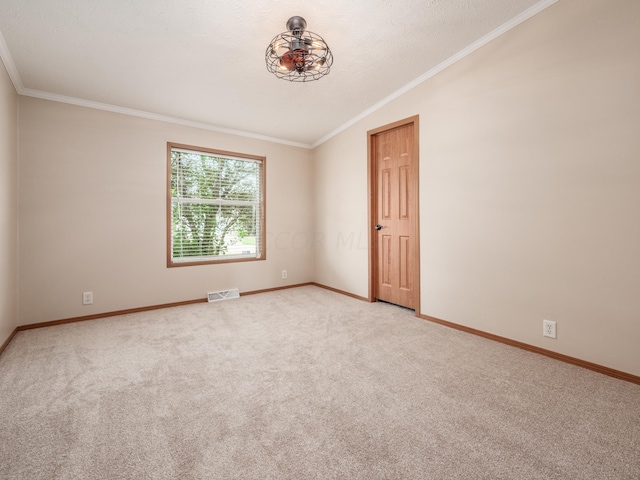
[311,282,370,302]
[419,313,640,386]
[17,298,208,331]
[16,283,315,331]
[240,282,314,296]
[0,327,18,356]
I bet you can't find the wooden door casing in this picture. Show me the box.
[371,119,417,310]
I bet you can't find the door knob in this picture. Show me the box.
[375,224,384,231]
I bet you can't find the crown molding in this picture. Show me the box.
[0,28,24,93]
[19,88,312,149]
[311,0,559,149]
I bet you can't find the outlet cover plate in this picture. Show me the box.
[82,291,93,305]
[543,319,557,339]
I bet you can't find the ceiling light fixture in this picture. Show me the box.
[265,16,333,82]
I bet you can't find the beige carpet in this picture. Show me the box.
[1,285,639,479]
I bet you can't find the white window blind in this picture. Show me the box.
[169,145,264,264]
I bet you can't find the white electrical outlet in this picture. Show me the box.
[543,319,556,339]
[281,270,287,279]
[82,291,93,305]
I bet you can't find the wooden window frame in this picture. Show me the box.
[167,142,266,268]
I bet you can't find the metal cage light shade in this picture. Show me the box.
[265,16,333,82]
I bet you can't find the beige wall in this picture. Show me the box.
[0,59,18,347]
[313,0,640,376]
[18,98,314,325]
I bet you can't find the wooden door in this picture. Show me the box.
[371,120,417,310]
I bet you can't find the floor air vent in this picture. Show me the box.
[207,288,240,303]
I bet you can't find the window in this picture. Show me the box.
[167,143,265,266]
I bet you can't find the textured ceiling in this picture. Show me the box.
[0,0,555,147]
